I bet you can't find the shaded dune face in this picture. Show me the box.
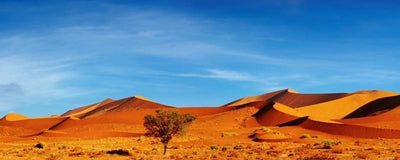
[2,89,400,139]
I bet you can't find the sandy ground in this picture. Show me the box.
[1,135,400,160]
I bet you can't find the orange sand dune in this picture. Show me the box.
[48,96,261,137]
[48,109,158,132]
[24,102,259,138]
[1,113,28,121]
[44,106,257,137]
[296,90,399,119]
[344,95,400,118]
[78,96,172,119]
[225,89,349,108]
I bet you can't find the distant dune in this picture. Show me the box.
[2,89,400,140]
[0,113,28,121]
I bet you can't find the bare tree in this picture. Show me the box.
[144,109,196,155]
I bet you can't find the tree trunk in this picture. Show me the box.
[163,144,167,155]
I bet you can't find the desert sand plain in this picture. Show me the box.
[2,89,400,159]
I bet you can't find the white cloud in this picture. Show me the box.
[177,69,259,82]
[136,30,162,37]
[0,56,89,111]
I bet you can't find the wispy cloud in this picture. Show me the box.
[177,69,259,82]
[0,56,90,112]
[176,68,310,92]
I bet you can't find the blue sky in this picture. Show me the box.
[0,0,399,117]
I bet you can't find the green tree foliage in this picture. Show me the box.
[144,109,196,155]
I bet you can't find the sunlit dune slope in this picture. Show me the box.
[0,113,28,121]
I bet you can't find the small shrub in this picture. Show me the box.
[69,152,84,157]
[138,136,147,141]
[300,134,311,139]
[303,154,335,160]
[71,146,83,152]
[59,145,69,150]
[312,135,319,138]
[34,141,46,149]
[221,132,239,137]
[106,149,131,156]
[210,145,219,150]
[234,144,243,150]
[48,153,58,160]
[272,130,281,134]
[222,146,229,151]
[321,139,341,149]
[354,152,368,159]
[331,148,343,154]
